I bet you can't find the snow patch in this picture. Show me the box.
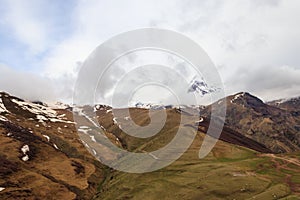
[37,115,48,121]
[53,144,59,150]
[58,114,66,118]
[92,149,97,155]
[12,99,74,124]
[106,109,112,113]
[47,102,70,110]
[124,116,130,120]
[74,107,99,128]
[22,155,29,161]
[0,115,8,121]
[80,140,90,148]
[148,152,159,160]
[100,125,106,131]
[42,135,50,142]
[78,126,92,134]
[21,144,30,162]
[112,117,117,124]
[135,102,165,109]
[230,93,245,103]
[21,145,29,154]
[90,135,96,142]
[49,118,75,124]
[195,117,204,123]
[12,99,57,117]
[95,105,101,110]
[0,96,9,113]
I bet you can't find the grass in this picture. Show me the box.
[94,138,300,199]
[92,108,300,200]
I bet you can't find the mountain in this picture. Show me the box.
[268,96,300,116]
[187,77,218,95]
[0,92,105,199]
[93,93,300,200]
[202,92,300,153]
[1,91,300,199]
[134,102,166,110]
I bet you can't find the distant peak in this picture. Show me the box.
[187,77,219,96]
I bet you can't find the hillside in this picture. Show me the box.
[1,91,300,199]
[90,99,300,199]
[0,92,106,199]
[202,92,300,153]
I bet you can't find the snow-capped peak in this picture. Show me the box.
[45,102,71,110]
[187,77,219,96]
[135,102,165,110]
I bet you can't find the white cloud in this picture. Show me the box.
[1,0,300,103]
[227,65,300,101]
[0,64,56,101]
[41,0,171,76]
[1,0,50,54]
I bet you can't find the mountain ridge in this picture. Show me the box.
[1,91,300,199]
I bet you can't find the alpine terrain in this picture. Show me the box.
[1,91,300,200]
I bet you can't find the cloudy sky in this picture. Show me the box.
[0,0,300,104]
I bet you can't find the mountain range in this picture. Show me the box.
[1,91,300,199]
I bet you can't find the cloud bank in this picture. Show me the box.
[0,64,56,101]
[0,0,300,103]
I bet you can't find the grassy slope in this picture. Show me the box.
[95,136,300,199]
[94,108,300,200]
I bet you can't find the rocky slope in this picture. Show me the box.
[0,92,106,199]
[203,92,300,153]
[268,96,300,111]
